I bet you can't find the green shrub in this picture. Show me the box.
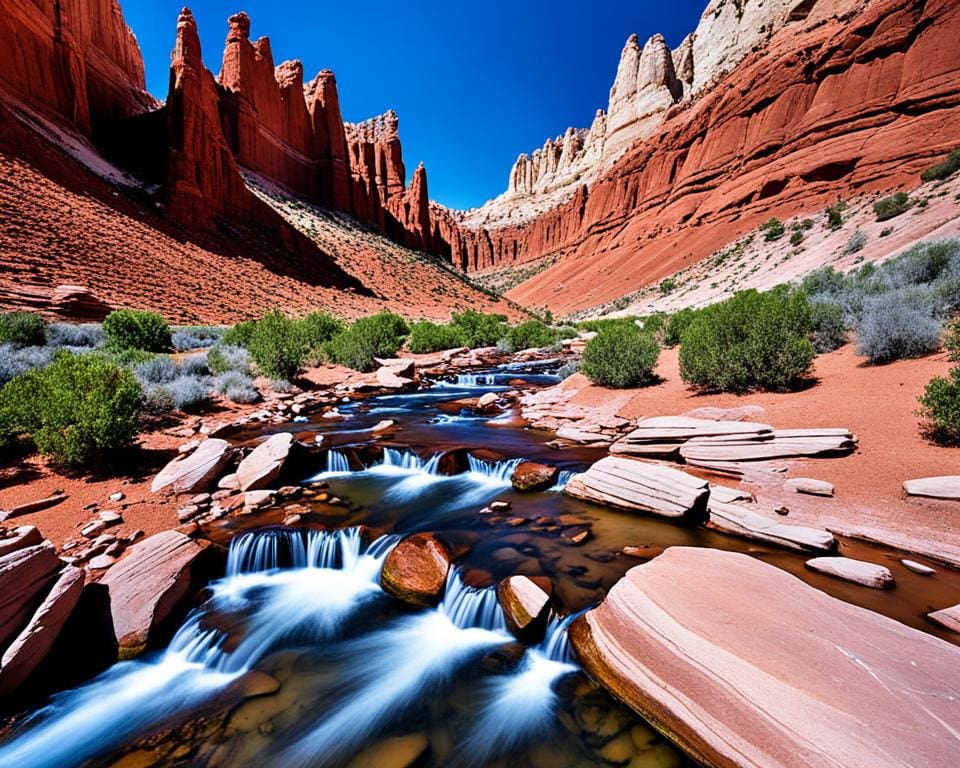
[300,312,344,364]
[0,312,46,347]
[220,320,257,348]
[407,320,462,354]
[809,300,848,353]
[103,310,171,353]
[246,311,308,380]
[505,320,561,351]
[324,311,409,371]
[761,218,785,241]
[663,307,698,347]
[577,317,642,334]
[921,149,960,183]
[789,231,804,247]
[679,288,815,393]
[449,310,507,349]
[658,277,677,295]
[207,345,251,374]
[874,192,912,222]
[946,318,960,362]
[844,230,867,254]
[825,201,846,230]
[0,352,141,467]
[918,367,960,444]
[581,325,660,388]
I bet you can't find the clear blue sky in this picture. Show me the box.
[124,1,704,210]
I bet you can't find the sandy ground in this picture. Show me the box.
[563,344,960,563]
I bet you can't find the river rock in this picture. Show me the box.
[236,432,294,491]
[569,547,960,768]
[0,525,43,558]
[564,456,709,523]
[805,557,895,589]
[380,533,450,607]
[497,575,550,642]
[100,531,209,657]
[347,732,429,768]
[901,559,935,575]
[477,392,498,409]
[784,478,834,497]
[903,476,960,500]
[0,565,84,695]
[708,500,836,553]
[511,461,559,492]
[0,542,61,649]
[928,604,960,634]
[151,439,233,495]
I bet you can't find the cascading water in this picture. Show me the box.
[440,568,509,631]
[549,469,578,492]
[466,454,524,484]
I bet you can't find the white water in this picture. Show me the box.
[548,469,578,492]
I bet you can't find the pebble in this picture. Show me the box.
[109,492,125,502]
[901,559,936,576]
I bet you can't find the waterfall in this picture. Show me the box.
[466,455,523,484]
[539,610,583,663]
[455,373,495,387]
[439,569,508,632]
[379,447,441,473]
[227,527,377,575]
[548,470,578,492]
[325,448,351,473]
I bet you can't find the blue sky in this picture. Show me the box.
[124,1,704,209]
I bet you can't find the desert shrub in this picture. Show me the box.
[220,320,258,348]
[679,288,814,393]
[0,312,46,348]
[505,320,561,351]
[801,267,847,297]
[809,299,848,353]
[324,312,409,371]
[300,312,344,364]
[879,227,894,238]
[918,367,960,444]
[408,320,462,354]
[855,290,943,363]
[883,239,956,290]
[213,371,260,403]
[825,201,846,230]
[663,308,698,348]
[207,344,251,375]
[0,352,140,467]
[577,317,642,334]
[178,354,210,377]
[761,218,785,241]
[47,323,103,348]
[921,149,960,183]
[581,325,660,388]
[0,345,54,386]
[132,355,177,385]
[246,311,308,380]
[844,230,867,254]
[946,318,960,362]
[103,309,171,353]
[171,327,222,351]
[789,231,804,246]
[658,277,677,294]
[874,192,912,222]
[449,310,507,349]
[167,376,211,411]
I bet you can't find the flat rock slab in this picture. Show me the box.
[680,429,856,463]
[784,477,834,497]
[805,556,895,589]
[708,500,836,553]
[570,547,960,768]
[236,432,294,492]
[612,416,773,457]
[101,530,208,657]
[929,604,960,634]
[0,565,83,695]
[903,476,960,500]
[0,543,61,649]
[151,439,233,495]
[565,457,709,523]
[0,525,43,558]
[380,533,450,607]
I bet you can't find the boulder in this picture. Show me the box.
[928,604,960,634]
[477,392,498,409]
[0,525,43,558]
[903,476,960,501]
[374,358,416,378]
[784,478,834,497]
[0,543,61,649]
[708,500,835,553]
[380,533,450,607]
[497,575,550,642]
[0,565,84,695]
[511,461,559,492]
[564,456,709,523]
[376,364,415,389]
[151,439,233,495]
[100,531,208,657]
[805,557,895,589]
[236,432,294,491]
[570,547,960,768]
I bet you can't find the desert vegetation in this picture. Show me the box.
[581,324,660,388]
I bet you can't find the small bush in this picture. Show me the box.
[505,320,561,351]
[213,371,260,403]
[856,291,943,363]
[874,192,912,222]
[581,325,660,388]
[658,277,677,295]
[449,310,506,349]
[408,320,462,354]
[247,311,308,380]
[809,300,848,353]
[132,355,177,385]
[300,312,344,364]
[663,307,698,348]
[761,218,785,242]
[946,318,960,362]
[921,149,960,183]
[207,345,251,375]
[47,323,103,348]
[0,312,46,347]
[679,289,815,393]
[844,230,867,254]
[918,367,960,444]
[789,231,804,247]
[171,327,222,351]
[0,345,54,386]
[103,310,171,353]
[324,312,409,371]
[178,354,210,377]
[220,320,257,348]
[167,376,211,411]
[0,352,140,467]
[825,202,846,230]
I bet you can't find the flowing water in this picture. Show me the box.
[2,360,959,767]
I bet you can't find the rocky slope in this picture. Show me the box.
[460,0,960,315]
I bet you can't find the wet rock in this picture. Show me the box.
[476,392,498,409]
[380,533,450,607]
[152,439,233,495]
[805,557,895,589]
[243,490,277,512]
[346,732,428,768]
[784,478,834,497]
[236,432,294,492]
[497,575,550,642]
[901,559,935,575]
[708,500,835,553]
[622,545,664,560]
[490,500,511,512]
[100,531,209,658]
[0,543,61,649]
[570,547,960,768]
[371,419,395,433]
[226,670,281,699]
[511,461,559,492]
[0,565,83,695]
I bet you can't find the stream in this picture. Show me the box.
[0,359,958,768]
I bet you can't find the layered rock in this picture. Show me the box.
[570,547,960,767]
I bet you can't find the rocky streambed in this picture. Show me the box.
[1,355,959,767]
